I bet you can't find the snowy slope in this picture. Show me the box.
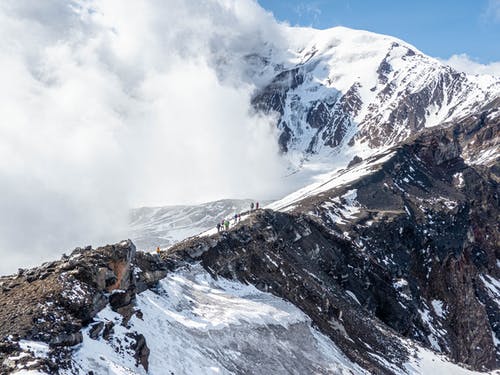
[67,265,366,375]
[267,150,395,212]
[12,264,494,375]
[50,265,496,375]
[129,199,258,251]
[403,345,499,375]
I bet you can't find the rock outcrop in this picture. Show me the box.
[0,240,168,374]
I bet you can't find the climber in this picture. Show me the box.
[224,219,230,231]
[217,222,221,232]
[256,202,259,210]
[156,246,161,255]
[250,202,254,211]
[234,213,238,224]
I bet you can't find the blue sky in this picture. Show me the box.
[258,0,500,63]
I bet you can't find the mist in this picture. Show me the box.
[0,0,290,274]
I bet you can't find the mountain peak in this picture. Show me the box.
[285,24,422,56]
[248,25,500,161]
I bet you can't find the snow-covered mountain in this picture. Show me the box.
[241,27,500,163]
[0,24,499,375]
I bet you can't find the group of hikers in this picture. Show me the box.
[153,202,261,255]
[216,201,260,232]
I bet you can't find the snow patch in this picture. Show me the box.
[431,300,446,318]
[418,306,447,352]
[345,290,361,305]
[18,341,50,359]
[404,343,498,375]
[267,151,394,212]
[480,274,500,308]
[453,172,465,188]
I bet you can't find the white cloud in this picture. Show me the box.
[0,0,290,274]
[440,53,500,77]
[486,0,500,21]
[294,2,322,26]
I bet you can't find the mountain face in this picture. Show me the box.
[129,199,258,251]
[245,27,500,160]
[164,109,499,373]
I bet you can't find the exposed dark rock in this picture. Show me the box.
[88,322,104,340]
[130,333,150,371]
[135,309,144,320]
[102,322,115,341]
[377,56,392,84]
[109,290,133,311]
[278,122,292,153]
[306,102,332,129]
[0,342,20,355]
[347,155,363,168]
[0,239,161,374]
[251,67,304,116]
[134,251,170,293]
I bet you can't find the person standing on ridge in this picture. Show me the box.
[250,202,254,211]
[234,214,238,224]
[256,202,259,210]
[224,219,230,231]
[217,222,221,232]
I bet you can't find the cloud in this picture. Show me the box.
[294,2,322,26]
[485,0,500,21]
[0,0,289,274]
[440,53,500,76]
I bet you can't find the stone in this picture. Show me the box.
[89,322,104,340]
[130,333,150,371]
[50,332,83,347]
